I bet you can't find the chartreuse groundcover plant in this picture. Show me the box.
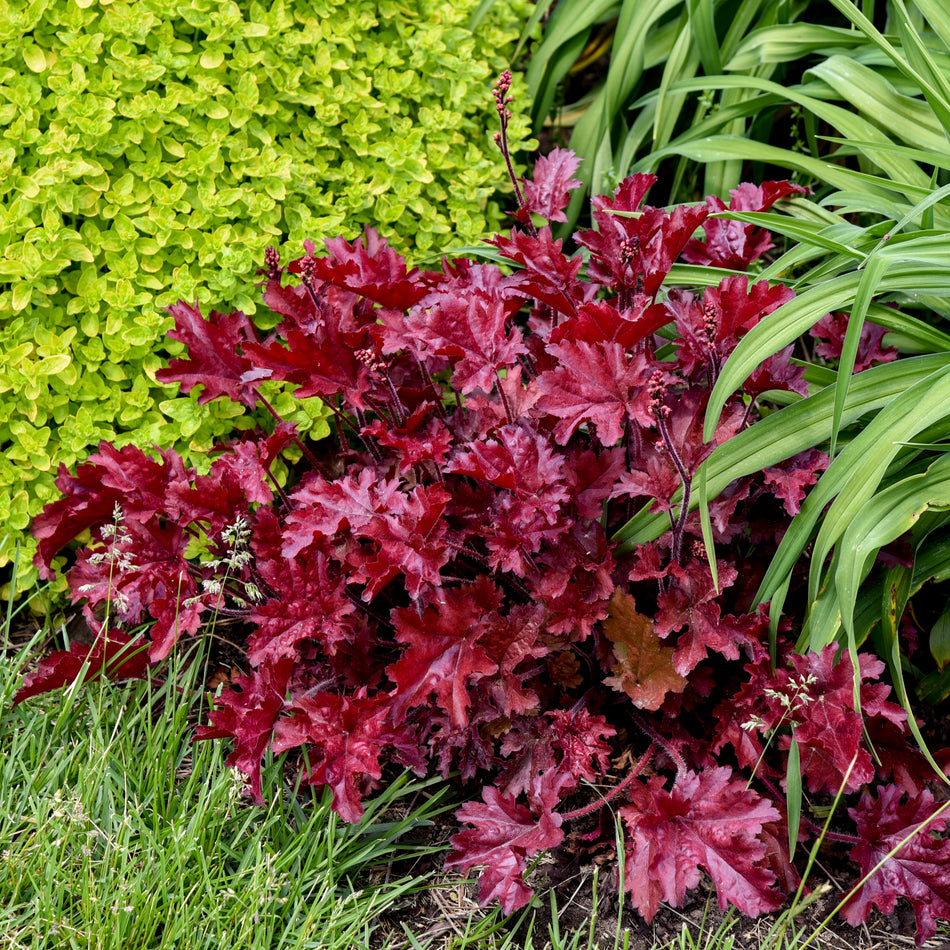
[0,0,533,595]
[14,79,950,944]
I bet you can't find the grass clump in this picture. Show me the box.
[0,615,447,950]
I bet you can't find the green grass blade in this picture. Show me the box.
[705,262,950,444]
[786,737,802,861]
[835,455,950,642]
[788,366,950,614]
[708,209,868,260]
[725,23,867,71]
[913,0,950,49]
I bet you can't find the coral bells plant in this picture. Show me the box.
[15,80,950,943]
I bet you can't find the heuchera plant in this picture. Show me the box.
[16,73,950,943]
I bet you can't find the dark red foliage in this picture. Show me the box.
[519,147,583,223]
[19,141,949,945]
[13,629,151,704]
[446,788,565,914]
[156,301,262,408]
[682,180,810,270]
[844,785,950,945]
[809,312,899,372]
[194,654,294,804]
[271,688,395,822]
[620,768,782,921]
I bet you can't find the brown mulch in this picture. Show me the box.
[371,857,939,950]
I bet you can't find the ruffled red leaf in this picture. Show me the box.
[535,340,653,445]
[248,549,358,665]
[195,655,294,804]
[446,788,564,914]
[387,578,502,727]
[844,785,950,945]
[32,442,190,577]
[405,293,527,394]
[656,559,764,675]
[283,470,404,558]
[156,301,261,408]
[243,327,374,408]
[576,180,708,296]
[490,226,587,317]
[761,448,829,516]
[682,181,810,269]
[297,228,429,311]
[621,769,781,922]
[348,484,452,599]
[810,312,898,372]
[271,689,393,822]
[13,629,152,704]
[521,148,583,223]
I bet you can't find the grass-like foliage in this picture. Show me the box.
[14,81,950,943]
[0,617,449,949]
[0,0,533,592]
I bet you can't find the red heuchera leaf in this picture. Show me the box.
[576,178,708,297]
[448,424,565,497]
[563,446,626,519]
[301,228,429,311]
[718,645,909,796]
[362,410,454,472]
[520,148,583,223]
[743,344,808,398]
[682,181,810,270]
[535,340,653,445]
[247,549,358,665]
[549,298,670,350]
[32,442,190,577]
[347,483,452,599]
[656,559,763,675]
[283,470,404,558]
[65,518,197,661]
[445,788,565,914]
[207,423,299,505]
[405,293,527,394]
[620,768,781,922]
[195,655,294,804]
[810,312,899,372]
[165,464,253,533]
[476,603,547,718]
[761,448,830,516]
[547,707,615,785]
[490,226,587,317]
[497,707,614,803]
[242,326,375,408]
[13,629,151,704]
[670,277,796,379]
[156,301,262,408]
[270,689,393,823]
[843,785,950,945]
[387,578,501,727]
[777,647,908,796]
[603,589,687,710]
[528,521,615,638]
